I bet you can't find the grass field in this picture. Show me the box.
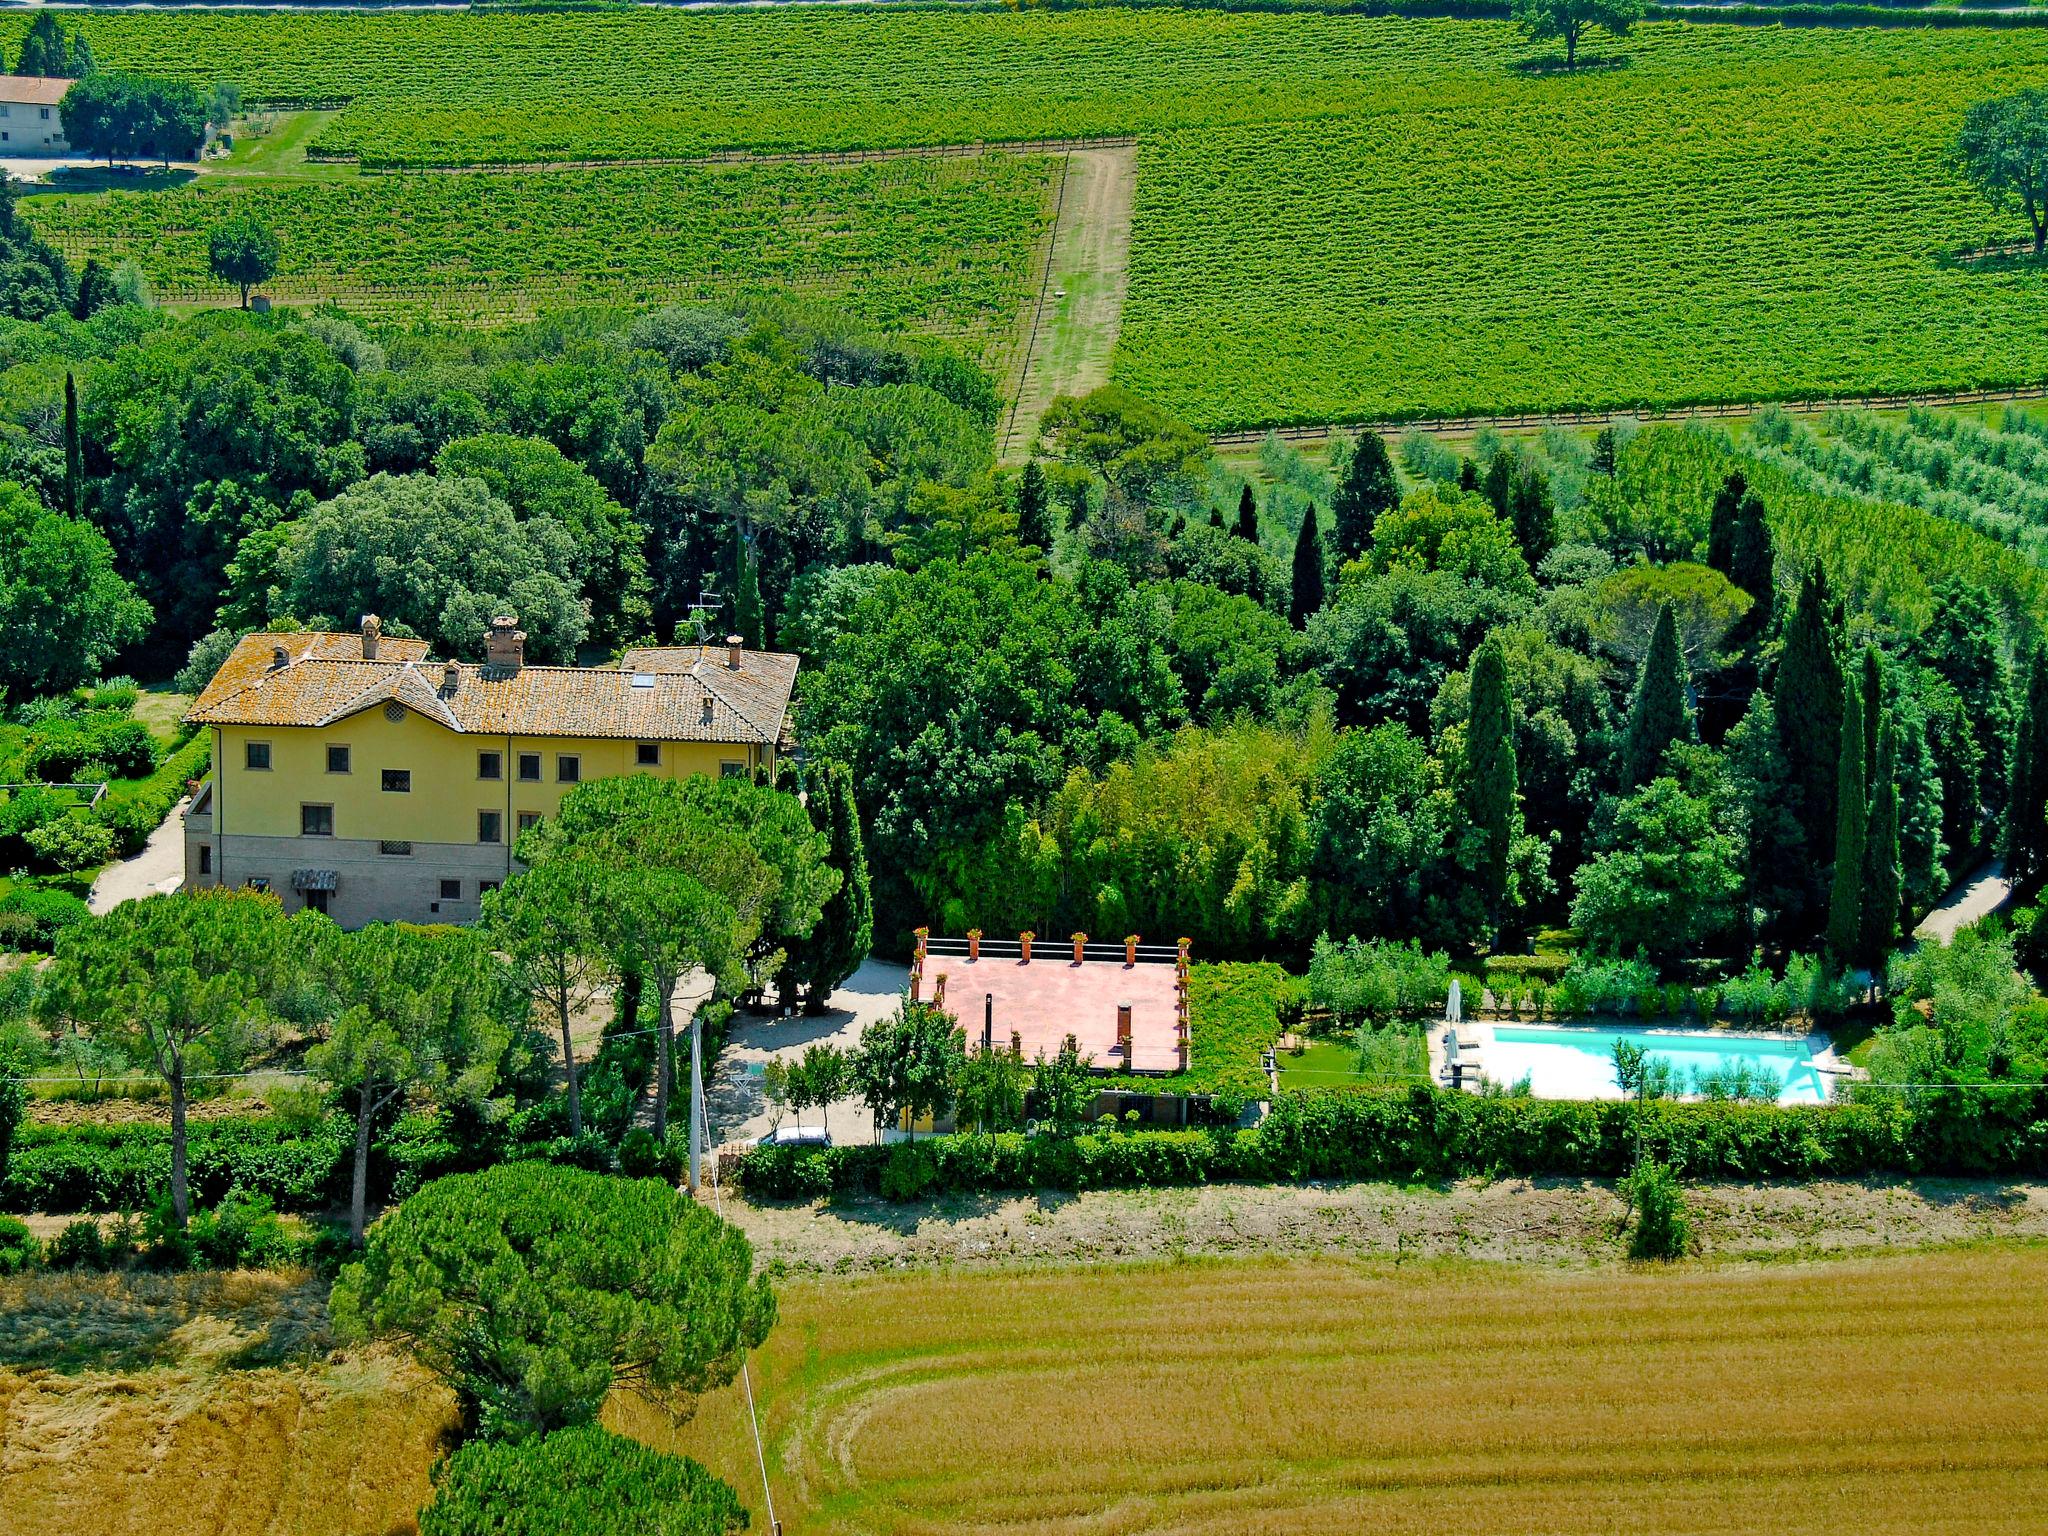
[5,1247,2048,1533]
[40,10,2048,429]
[660,1246,2048,1534]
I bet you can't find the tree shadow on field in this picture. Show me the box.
[0,1268,333,1374]
[818,1183,1078,1234]
[1934,243,2048,275]
[24,164,197,197]
[1509,53,1632,77]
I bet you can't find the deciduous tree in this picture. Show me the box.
[1510,0,1646,70]
[484,857,608,1137]
[1958,88,2048,257]
[207,215,279,309]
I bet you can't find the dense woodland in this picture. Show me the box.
[0,182,2041,990]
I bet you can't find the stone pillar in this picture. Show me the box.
[1021,930,1034,963]
[1117,1002,1133,1064]
[1124,934,1139,967]
[968,929,982,962]
[1072,932,1087,965]
[933,973,948,1011]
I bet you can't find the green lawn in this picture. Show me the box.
[1277,1029,1428,1089]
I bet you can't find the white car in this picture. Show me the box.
[755,1126,832,1149]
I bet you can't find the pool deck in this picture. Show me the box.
[1430,1018,1855,1099]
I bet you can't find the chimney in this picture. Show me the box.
[442,662,460,695]
[269,644,289,671]
[485,615,525,673]
[726,634,743,671]
[360,613,381,661]
[700,696,715,728]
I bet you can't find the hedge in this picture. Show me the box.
[737,1084,2048,1200]
[419,1424,746,1536]
[2,1115,350,1213]
[93,729,211,858]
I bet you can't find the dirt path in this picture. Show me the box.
[999,143,1137,462]
[726,1176,2048,1275]
[86,797,185,915]
[1914,860,2013,944]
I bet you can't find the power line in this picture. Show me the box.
[694,1066,782,1536]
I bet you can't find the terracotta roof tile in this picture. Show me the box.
[187,632,797,746]
[0,76,76,107]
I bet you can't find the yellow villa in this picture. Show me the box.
[181,615,797,927]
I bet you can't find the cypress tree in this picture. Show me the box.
[1706,471,1746,575]
[1509,459,1554,564]
[731,520,763,649]
[1619,604,1691,788]
[1862,719,1902,968]
[1233,484,1259,542]
[1774,565,1846,865]
[1861,646,1883,789]
[1466,633,1518,933]
[1827,675,1869,966]
[798,763,874,1013]
[1591,426,1617,477]
[1724,487,1776,637]
[1481,449,1514,519]
[1332,429,1398,561]
[2006,646,2048,889]
[1289,507,1327,628]
[62,370,80,518]
[1894,694,1947,918]
[1458,458,1479,493]
[1015,458,1053,551]
[1208,506,1225,530]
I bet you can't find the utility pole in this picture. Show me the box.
[688,1006,704,1192]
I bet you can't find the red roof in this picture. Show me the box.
[0,77,73,108]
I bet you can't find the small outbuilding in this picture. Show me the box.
[0,76,72,154]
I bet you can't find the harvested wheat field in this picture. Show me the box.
[0,1271,455,1536]
[658,1247,2048,1535]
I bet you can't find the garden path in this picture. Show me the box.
[86,797,187,915]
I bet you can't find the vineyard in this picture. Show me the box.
[29,155,1057,363]
[1754,404,2048,563]
[36,9,2048,428]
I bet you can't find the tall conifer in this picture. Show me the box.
[1015,458,1052,551]
[1289,507,1327,628]
[1774,565,1845,865]
[1234,484,1259,542]
[1827,676,1869,965]
[1862,720,1902,968]
[1332,429,1399,561]
[1467,634,1518,933]
[1620,603,1690,788]
[62,370,80,518]
[2007,646,2048,889]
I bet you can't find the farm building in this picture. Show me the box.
[0,77,72,152]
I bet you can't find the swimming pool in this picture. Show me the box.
[1485,1024,1829,1105]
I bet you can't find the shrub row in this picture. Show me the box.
[738,1084,2048,1200]
[3,1115,351,1213]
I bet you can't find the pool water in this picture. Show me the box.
[1485,1024,1828,1105]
